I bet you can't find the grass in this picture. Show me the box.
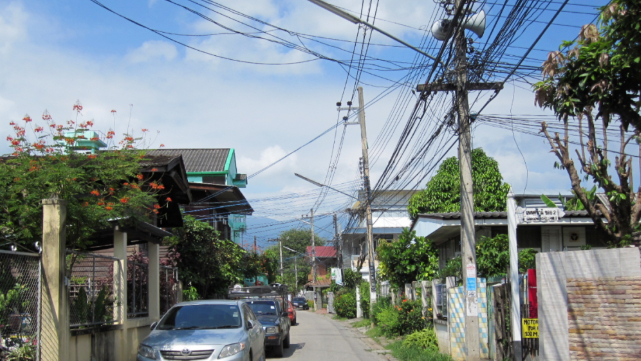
[332,314,348,320]
[351,319,372,328]
[365,326,385,345]
[386,341,453,361]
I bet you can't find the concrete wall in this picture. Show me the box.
[537,248,641,361]
[68,325,151,361]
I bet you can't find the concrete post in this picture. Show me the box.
[113,227,128,361]
[356,285,363,318]
[432,279,440,322]
[391,289,396,305]
[507,189,522,360]
[40,198,69,361]
[404,283,412,301]
[412,281,419,301]
[421,281,429,317]
[148,242,160,320]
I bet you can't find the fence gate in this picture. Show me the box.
[0,249,41,361]
[159,266,179,315]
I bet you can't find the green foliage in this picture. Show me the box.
[1,107,165,251]
[402,329,440,352]
[0,284,30,328]
[476,235,510,278]
[278,229,326,254]
[307,300,314,309]
[334,291,357,319]
[377,229,439,288]
[360,281,371,319]
[6,339,37,361]
[560,187,597,211]
[533,0,641,132]
[269,228,326,292]
[371,296,392,326]
[540,195,557,208]
[436,256,461,281]
[387,340,452,361]
[343,268,362,290]
[408,149,510,218]
[518,249,537,272]
[375,300,426,337]
[166,215,268,298]
[183,285,200,301]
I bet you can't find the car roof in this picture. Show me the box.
[243,298,280,303]
[173,299,243,307]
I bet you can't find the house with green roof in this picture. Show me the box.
[147,148,251,244]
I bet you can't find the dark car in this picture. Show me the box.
[244,298,291,357]
[291,297,309,310]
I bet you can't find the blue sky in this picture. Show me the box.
[1,0,614,238]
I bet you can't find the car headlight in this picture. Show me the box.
[218,342,246,359]
[137,344,156,360]
[264,326,279,334]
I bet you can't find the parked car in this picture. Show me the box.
[244,298,291,357]
[137,300,265,361]
[291,297,309,310]
[286,301,297,325]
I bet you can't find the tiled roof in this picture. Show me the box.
[146,149,230,173]
[306,246,337,258]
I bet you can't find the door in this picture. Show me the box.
[244,305,264,360]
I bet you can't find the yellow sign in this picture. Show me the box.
[522,318,538,338]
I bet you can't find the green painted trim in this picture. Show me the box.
[224,149,234,172]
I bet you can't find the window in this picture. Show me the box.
[245,300,279,316]
[156,304,241,330]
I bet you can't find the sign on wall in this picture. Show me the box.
[330,268,342,285]
[522,318,539,338]
[521,207,565,223]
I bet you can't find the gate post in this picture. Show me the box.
[40,198,69,361]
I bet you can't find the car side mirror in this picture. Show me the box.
[246,319,255,330]
[150,321,157,330]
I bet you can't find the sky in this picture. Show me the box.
[0,0,613,240]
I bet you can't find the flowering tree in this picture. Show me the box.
[0,101,168,251]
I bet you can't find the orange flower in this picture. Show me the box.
[136,174,143,180]
[120,197,129,204]
[23,115,32,122]
[151,168,158,172]
[105,206,113,211]
[157,185,165,190]
[153,204,161,209]
[90,190,100,196]
[111,109,117,113]
[159,144,165,148]
[87,154,96,159]
[166,197,172,202]
[123,182,129,186]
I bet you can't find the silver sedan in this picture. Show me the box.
[137,300,265,361]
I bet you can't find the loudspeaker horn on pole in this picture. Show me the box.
[431,10,486,41]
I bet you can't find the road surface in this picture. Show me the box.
[267,311,390,361]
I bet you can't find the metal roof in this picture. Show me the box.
[146,149,231,173]
[306,246,337,258]
[417,210,590,220]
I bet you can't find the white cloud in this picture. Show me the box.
[238,145,298,177]
[126,41,178,63]
[0,2,27,53]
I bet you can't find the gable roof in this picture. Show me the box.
[306,246,337,258]
[146,149,231,173]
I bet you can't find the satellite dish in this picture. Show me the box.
[431,10,486,41]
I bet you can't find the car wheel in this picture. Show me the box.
[273,339,284,358]
[284,333,291,349]
[293,317,297,325]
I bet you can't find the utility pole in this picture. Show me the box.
[279,238,284,282]
[333,213,343,270]
[310,208,318,310]
[294,256,298,292]
[357,86,377,306]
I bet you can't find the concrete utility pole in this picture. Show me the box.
[357,86,377,305]
[334,214,343,270]
[310,208,318,310]
[279,238,284,282]
[454,0,479,357]
[294,256,298,291]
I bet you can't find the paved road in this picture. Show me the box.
[266,311,389,361]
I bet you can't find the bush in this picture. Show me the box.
[375,299,427,337]
[307,300,314,309]
[360,281,370,318]
[335,291,357,319]
[388,340,452,361]
[372,296,391,325]
[402,329,439,352]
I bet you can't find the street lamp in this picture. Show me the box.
[294,173,358,200]
[307,0,441,64]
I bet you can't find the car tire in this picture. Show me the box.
[273,339,284,358]
[284,333,291,349]
[293,317,297,325]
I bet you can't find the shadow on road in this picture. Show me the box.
[267,342,305,359]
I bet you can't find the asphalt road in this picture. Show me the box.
[267,310,389,361]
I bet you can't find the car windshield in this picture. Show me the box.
[156,304,241,330]
[245,300,279,316]
[293,298,306,302]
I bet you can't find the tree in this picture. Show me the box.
[278,229,326,254]
[1,104,164,251]
[533,1,641,244]
[407,148,510,218]
[376,229,439,288]
[165,215,247,298]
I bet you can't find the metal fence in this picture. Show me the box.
[67,250,120,329]
[159,266,179,315]
[127,258,148,318]
[0,250,41,361]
